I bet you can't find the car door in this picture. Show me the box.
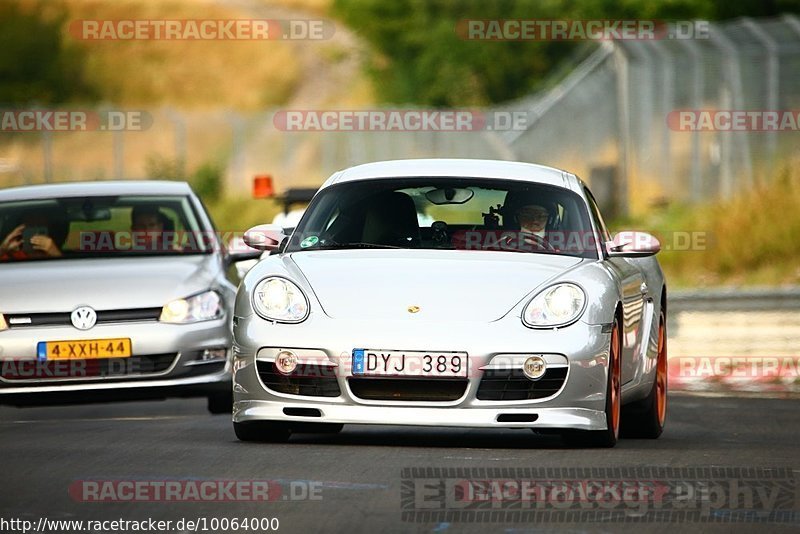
[583,187,646,385]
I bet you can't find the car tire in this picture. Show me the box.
[207,391,233,415]
[233,421,292,442]
[621,310,667,439]
[563,313,621,448]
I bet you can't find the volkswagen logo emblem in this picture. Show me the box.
[71,306,97,330]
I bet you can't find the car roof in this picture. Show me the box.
[322,158,581,192]
[0,180,193,202]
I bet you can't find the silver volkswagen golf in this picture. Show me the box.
[233,159,668,447]
[0,181,258,413]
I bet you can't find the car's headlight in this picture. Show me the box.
[160,290,223,323]
[522,283,586,328]
[252,277,309,323]
[0,313,7,331]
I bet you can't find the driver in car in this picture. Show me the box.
[516,203,550,241]
[130,206,179,251]
[499,202,555,251]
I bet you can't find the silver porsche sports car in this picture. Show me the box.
[0,181,259,413]
[233,159,667,447]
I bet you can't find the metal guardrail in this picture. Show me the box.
[669,287,800,312]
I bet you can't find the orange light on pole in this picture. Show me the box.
[253,175,275,199]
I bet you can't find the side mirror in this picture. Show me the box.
[227,249,262,262]
[223,235,264,279]
[606,231,661,257]
[243,224,286,252]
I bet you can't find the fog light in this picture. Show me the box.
[522,356,547,380]
[201,348,227,361]
[275,350,298,374]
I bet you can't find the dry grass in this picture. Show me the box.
[50,0,305,110]
[0,0,369,190]
[205,195,282,232]
[259,0,332,15]
[617,163,800,287]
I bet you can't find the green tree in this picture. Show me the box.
[334,0,800,106]
[0,1,95,105]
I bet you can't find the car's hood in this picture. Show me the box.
[0,255,219,313]
[289,250,586,321]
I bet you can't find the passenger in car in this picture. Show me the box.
[0,212,66,260]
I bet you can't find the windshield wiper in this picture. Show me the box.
[311,241,405,250]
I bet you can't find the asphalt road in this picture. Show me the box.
[1,394,798,534]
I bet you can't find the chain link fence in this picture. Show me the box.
[501,15,800,215]
[0,107,514,195]
[1,16,798,210]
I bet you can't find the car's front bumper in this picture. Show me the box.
[0,319,232,400]
[232,313,612,431]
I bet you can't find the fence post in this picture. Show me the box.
[647,40,673,197]
[165,108,187,176]
[708,23,752,197]
[42,129,53,183]
[742,18,779,184]
[113,129,124,179]
[675,38,704,202]
[226,111,245,193]
[613,43,631,217]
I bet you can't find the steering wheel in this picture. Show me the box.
[521,232,557,252]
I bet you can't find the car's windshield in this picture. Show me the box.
[286,178,599,259]
[0,194,212,262]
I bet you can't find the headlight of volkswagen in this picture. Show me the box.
[0,313,7,331]
[160,290,223,323]
[523,283,586,328]
[252,277,309,323]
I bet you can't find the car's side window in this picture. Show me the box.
[584,186,611,243]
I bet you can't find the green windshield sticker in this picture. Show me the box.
[300,235,319,248]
